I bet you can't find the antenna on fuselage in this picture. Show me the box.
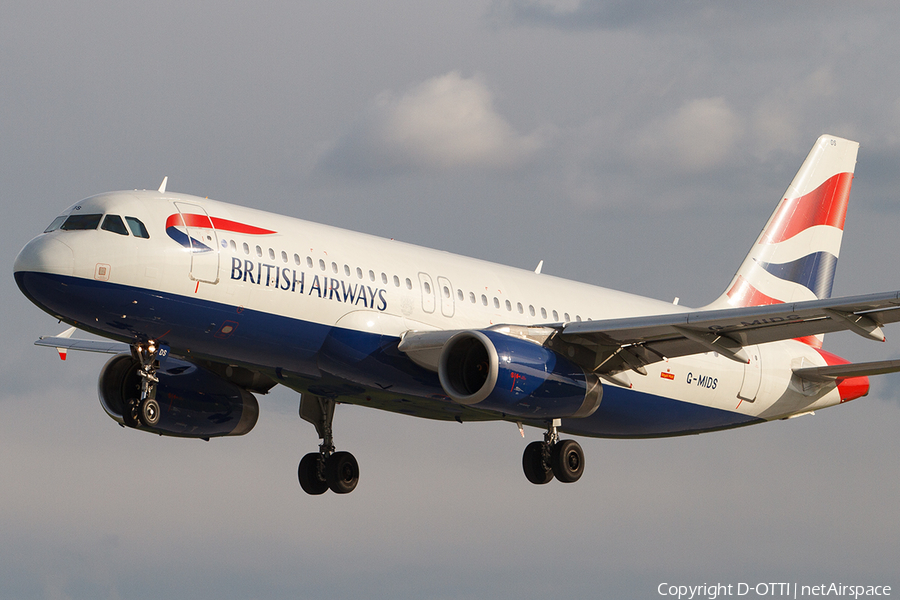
[535,260,544,274]
[158,176,168,193]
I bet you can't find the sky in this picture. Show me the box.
[3,2,900,599]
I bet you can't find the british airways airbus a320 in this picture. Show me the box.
[14,135,900,494]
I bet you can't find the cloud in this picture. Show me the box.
[749,67,838,158]
[488,0,695,31]
[628,97,744,172]
[317,72,542,178]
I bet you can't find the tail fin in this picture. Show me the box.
[707,135,859,344]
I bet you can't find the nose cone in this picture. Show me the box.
[14,235,74,276]
[14,235,75,311]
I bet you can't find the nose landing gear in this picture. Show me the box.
[522,419,585,485]
[298,394,359,495]
[124,340,163,429]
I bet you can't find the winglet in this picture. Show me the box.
[535,260,543,274]
[55,326,77,360]
[158,176,168,193]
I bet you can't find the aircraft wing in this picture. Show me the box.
[35,335,130,357]
[398,291,900,379]
[561,290,900,373]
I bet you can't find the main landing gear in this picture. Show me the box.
[298,394,359,495]
[124,340,162,429]
[522,419,585,485]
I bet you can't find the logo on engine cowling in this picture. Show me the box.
[510,372,527,393]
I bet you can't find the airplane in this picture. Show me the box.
[14,134,900,495]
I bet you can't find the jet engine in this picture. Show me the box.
[98,354,259,438]
[438,330,602,419]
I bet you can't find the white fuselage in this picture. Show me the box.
[14,190,850,438]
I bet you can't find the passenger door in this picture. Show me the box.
[173,202,220,284]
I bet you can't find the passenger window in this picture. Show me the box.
[256,245,262,257]
[357,267,363,279]
[61,214,102,230]
[307,257,313,268]
[294,254,301,265]
[44,216,67,233]
[268,248,275,260]
[424,281,431,294]
[553,310,559,321]
[405,278,412,289]
[243,242,250,255]
[493,297,500,309]
[369,270,375,281]
[230,240,237,252]
[457,289,464,301]
[529,305,535,317]
[319,259,326,271]
[564,312,570,322]
[469,292,476,303]
[332,262,338,274]
[393,275,400,287]
[101,214,129,236]
[505,300,512,311]
[344,265,351,276]
[482,294,488,306]
[381,272,388,284]
[281,251,288,263]
[516,302,523,314]
[541,307,547,319]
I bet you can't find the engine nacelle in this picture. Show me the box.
[98,354,259,438]
[438,330,602,419]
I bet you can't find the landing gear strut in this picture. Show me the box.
[298,394,359,495]
[125,340,162,429]
[522,419,584,485]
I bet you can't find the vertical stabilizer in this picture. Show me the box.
[706,135,859,346]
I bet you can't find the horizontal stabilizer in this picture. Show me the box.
[793,359,900,382]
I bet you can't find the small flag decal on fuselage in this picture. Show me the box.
[660,371,675,380]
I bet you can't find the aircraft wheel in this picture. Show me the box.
[551,439,584,483]
[522,441,553,484]
[138,397,160,427]
[326,451,359,494]
[298,453,328,495]
[122,398,140,428]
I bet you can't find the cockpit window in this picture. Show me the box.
[101,214,129,236]
[125,217,150,239]
[44,216,67,233]
[60,214,102,230]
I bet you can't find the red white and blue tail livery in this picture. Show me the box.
[14,135,900,494]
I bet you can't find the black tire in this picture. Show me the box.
[122,398,140,428]
[298,453,329,495]
[325,451,359,494]
[522,441,553,485]
[138,397,161,427]
[551,439,584,483]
